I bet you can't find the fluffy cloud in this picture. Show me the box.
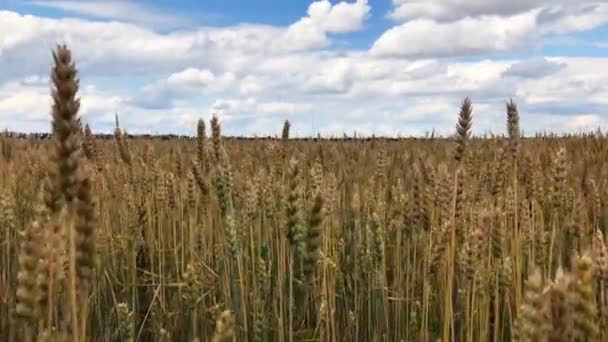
[0,0,371,83]
[388,0,588,21]
[379,1,608,58]
[0,77,125,132]
[514,58,608,103]
[537,3,608,34]
[26,0,190,29]
[210,98,311,118]
[502,57,566,78]
[284,0,370,49]
[1,0,608,137]
[5,51,608,136]
[371,13,538,58]
[166,68,236,89]
[131,68,238,109]
[308,0,370,33]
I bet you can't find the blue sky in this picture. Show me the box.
[1,0,608,136]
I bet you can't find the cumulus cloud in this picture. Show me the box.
[284,0,371,50]
[502,57,566,78]
[1,0,608,136]
[0,77,125,132]
[0,1,371,84]
[309,0,371,33]
[130,68,238,109]
[26,0,191,29]
[371,12,538,58]
[388,0,590,22]
[521,113,604,133]
[537,3,608,34]
[301,58,357,93]
[514,58,608,103]
[4,53,608,136]
[210,97,311,118]
[380,1,608,58]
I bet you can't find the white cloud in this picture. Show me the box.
[574,114,601,129]
[4,52,608,136]
[0,77,125,132]
[515,58,608,104]
[0,89,48,122]
[0,10,205,80]
[0,3,371,84]
[284,18,329,50]
[26,0,190,29]
[129,68,237,109]
[502,57,566,78]
[167,68,216,87]
[537,3,608,34]
[1,1,608,137]
[381,1,608,58]
[167,68,236,90]
[388,0,587,21]
[371,12,538,58]
[521,113,604,133]
[302,58,356,93]
[284,0,370,50]
[313,0,370,33]
[372,0,608,57]
[210,97,311,118]
[4,44,608,136]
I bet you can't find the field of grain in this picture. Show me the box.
[1,45,607,342]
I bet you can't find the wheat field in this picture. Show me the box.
[1,45,607,342]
